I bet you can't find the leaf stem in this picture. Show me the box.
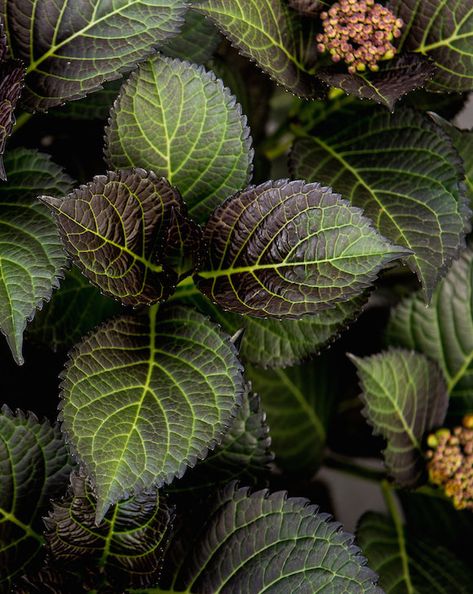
[323,453,385,482]
[13,112,33,134]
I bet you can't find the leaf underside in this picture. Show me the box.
[60,304,245,522]
[105,54,253,222]
[197,179,407,318]
[351,348,448,487]
[0,59,24,179]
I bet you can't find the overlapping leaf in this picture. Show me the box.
[105,55,253,222]
[350,349,448,486]
[290,107,468,299]
[317,54,436,111]
[0,406,72,590]
[41,169,184,306]
[392,0,473,92]
[196,179,408,318]
[60,305,244,522]
[0,0,187,110]
[387,246,473,418]
[357,512,473,593]
[196,0,318,97]
[28,268,122,352]
[0,59,24,179]
[0,148,74,364]
[247,354,335,475]
[52,80,122,121]
[44,472,174,588]
[160,482,381,593]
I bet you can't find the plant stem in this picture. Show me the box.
[324,453,385,482]
[13,112,33,134]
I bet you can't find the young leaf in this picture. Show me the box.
[0,148,74,364]
[357,512,473,593]
[317,54,436,111]
[0,59,24,179]
[60,304,244,522]
[196,179,408,318]
[28,268,122,352]
[196,0,318,97]
[44,472,174,588]
[391,0,473,92]
[41,169,183,307]
[168,390,272,493]
[0,0,187,110]
[0,406,72,589]
[387,245,473,418]
[162,208,203,280]
[247,354,335,475]
[105,55,253,222]
[290,107,468,299]
[350,349,449,487]
[161,482,381,593]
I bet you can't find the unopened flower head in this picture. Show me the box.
[316,0,403,74]
[426,414,473,511]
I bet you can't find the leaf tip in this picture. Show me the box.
[39,194,63,211]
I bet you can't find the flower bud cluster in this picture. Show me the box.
[316,0,403,74]
[426,415,473,511]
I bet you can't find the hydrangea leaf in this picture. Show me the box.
[317,54,437,111]
[288,0,321,18]
[44,472,174,589]
[52,80,122,121]
[0,148,74,364]
[0,406,72,590]
[105,55,253,222]
[290,107,468,299]
[196,0,319,97]
[350,348,449,487]
[196,179,408,318]
[391,0,473,92]
[41,169,184,307]
[0,59,24,179]
[247,354,336,475]
[28,268,122,352]
[160,482,382,593]
[162,208,203,280]
[0,0,187,110]
[60,304,244,523]
[168,390,272,494]
[357,512,473,593]
[387,246,473,418]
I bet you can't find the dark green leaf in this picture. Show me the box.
[357,512,473,593]
[15,566,86,594]
[0,0,187,110]
[196,0,319,97]
[44,472,174,588]
[161,482,381,593]
[0,406,72,589]
[196,179,408,318]
[28,268,122,352]
[51,80,122,121]
[247,354,335,475]
[0,148,74,364]
[317,54,436,111]
[392,0,473,92]
[350,348,448,487]
[387,245,473,418]
[105,55,253,222]
[290,107,468,299]
[0,59,24,179]
[41,169,183,307]
[60,304,244,522]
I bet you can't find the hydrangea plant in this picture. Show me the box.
[0,0,472,591]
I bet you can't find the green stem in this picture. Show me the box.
[168,276,200,302]
[13,112,33,133]
[324,454,385,482]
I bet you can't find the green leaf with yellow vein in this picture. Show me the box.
[196,179,408,318]
[0,406,72,590]
[387,245,473,418]
[350,348,449,487]
[0,148,74,364]
[247,354,336,475]
[290,107,468,299]
[28,268,122,352]
[105,55,253,222]
[357,512,473,593]
[392,0,473,92]
[41,169,184,307]
[158,482,382,593]
[0,0,187,111]
[44,472,174,589]
[60,304,244,523]
[196,0,319,98]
